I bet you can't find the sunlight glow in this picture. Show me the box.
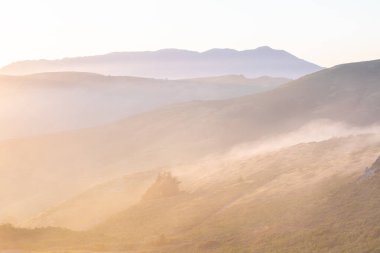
[0,0,379,67]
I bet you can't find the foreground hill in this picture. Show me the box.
[0,72,288,140]
[2,135,380,252]
[93,135,380,253]
[0,47,322,78]
[0,59,379,226]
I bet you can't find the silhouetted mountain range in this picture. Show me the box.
[0,47,322,78]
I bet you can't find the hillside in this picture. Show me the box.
[26,171,156,230]
[0,47,322,78]
[0,224,106,251]
[0,72,288,140]
[0,59,379,228]
[92,134,380,253]
[2,135,380,252]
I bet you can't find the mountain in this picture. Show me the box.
[0,47,322,78]
[0,59,379,227]
[0,72,289,140]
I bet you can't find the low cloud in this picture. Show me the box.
[229,119,380,159]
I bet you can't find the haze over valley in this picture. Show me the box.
[0,72,289,140]
[1,0,380,252]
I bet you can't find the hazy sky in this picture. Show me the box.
[0,0,379,67]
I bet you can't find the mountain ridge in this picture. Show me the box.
[0,47,322,78]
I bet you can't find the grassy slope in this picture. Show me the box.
[27,171,157,230]
[91,135,380,252]
[1,135,380,252]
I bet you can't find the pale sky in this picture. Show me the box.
[0,0,379,68]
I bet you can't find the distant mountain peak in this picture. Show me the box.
[202,48,239,54]
[155,48,197,54]
[254,45,274,50]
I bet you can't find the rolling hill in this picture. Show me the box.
[0,72,288,140]
[0,47,322,78]
[0,59,379,228]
